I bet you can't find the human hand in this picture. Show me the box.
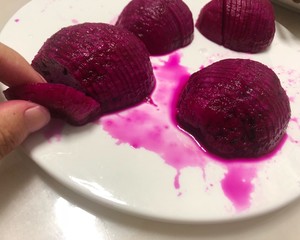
[0,43,50,159]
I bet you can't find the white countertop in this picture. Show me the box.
[1,1,300,239]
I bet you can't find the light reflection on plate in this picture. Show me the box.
[1,0,300,222]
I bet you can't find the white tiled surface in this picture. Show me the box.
[1,1,300,240]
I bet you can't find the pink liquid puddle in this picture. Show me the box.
[221,164,257,211]
[102,54,207,188]
[101,53,259,211]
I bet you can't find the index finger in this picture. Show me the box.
[0,42,45,87]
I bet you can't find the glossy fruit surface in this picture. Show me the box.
[4,83,102,126]
[32,22,155,114]
[116,0,194,55]
[176,59,291,159]
[196,0,275,53]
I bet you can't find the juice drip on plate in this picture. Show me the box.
[221,164,257,211]
[42,118,65,143]
[102,53,206,188]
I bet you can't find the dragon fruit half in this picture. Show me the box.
[116,0,194,55]
[3,23,156,125]
[176,59,290,159]
[196,0,275,53]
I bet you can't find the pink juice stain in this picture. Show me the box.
[71,18,79,24]
[102,53,206,189]
[42,118,65,143]
[221,164,257,211]
[101,53,260,211]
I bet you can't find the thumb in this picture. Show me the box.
[0,100,50,159]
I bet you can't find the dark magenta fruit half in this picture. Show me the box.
[32,22,155,114]
[196,0,275,53]
[176,59,291,159]
[116,0,194,55]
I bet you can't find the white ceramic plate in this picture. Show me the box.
[1,0,300,223]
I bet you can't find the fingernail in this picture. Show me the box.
[24,106,51,133]
[38,73,47,83]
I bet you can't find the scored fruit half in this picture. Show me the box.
[196,0,275,53]
[31,23,155,114]
[4,23,156,126]
[116,0,194,55]
[176,59,291,159]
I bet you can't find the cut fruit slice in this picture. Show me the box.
[4,83,102,126]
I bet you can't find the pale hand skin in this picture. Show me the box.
[0,43,50,159]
